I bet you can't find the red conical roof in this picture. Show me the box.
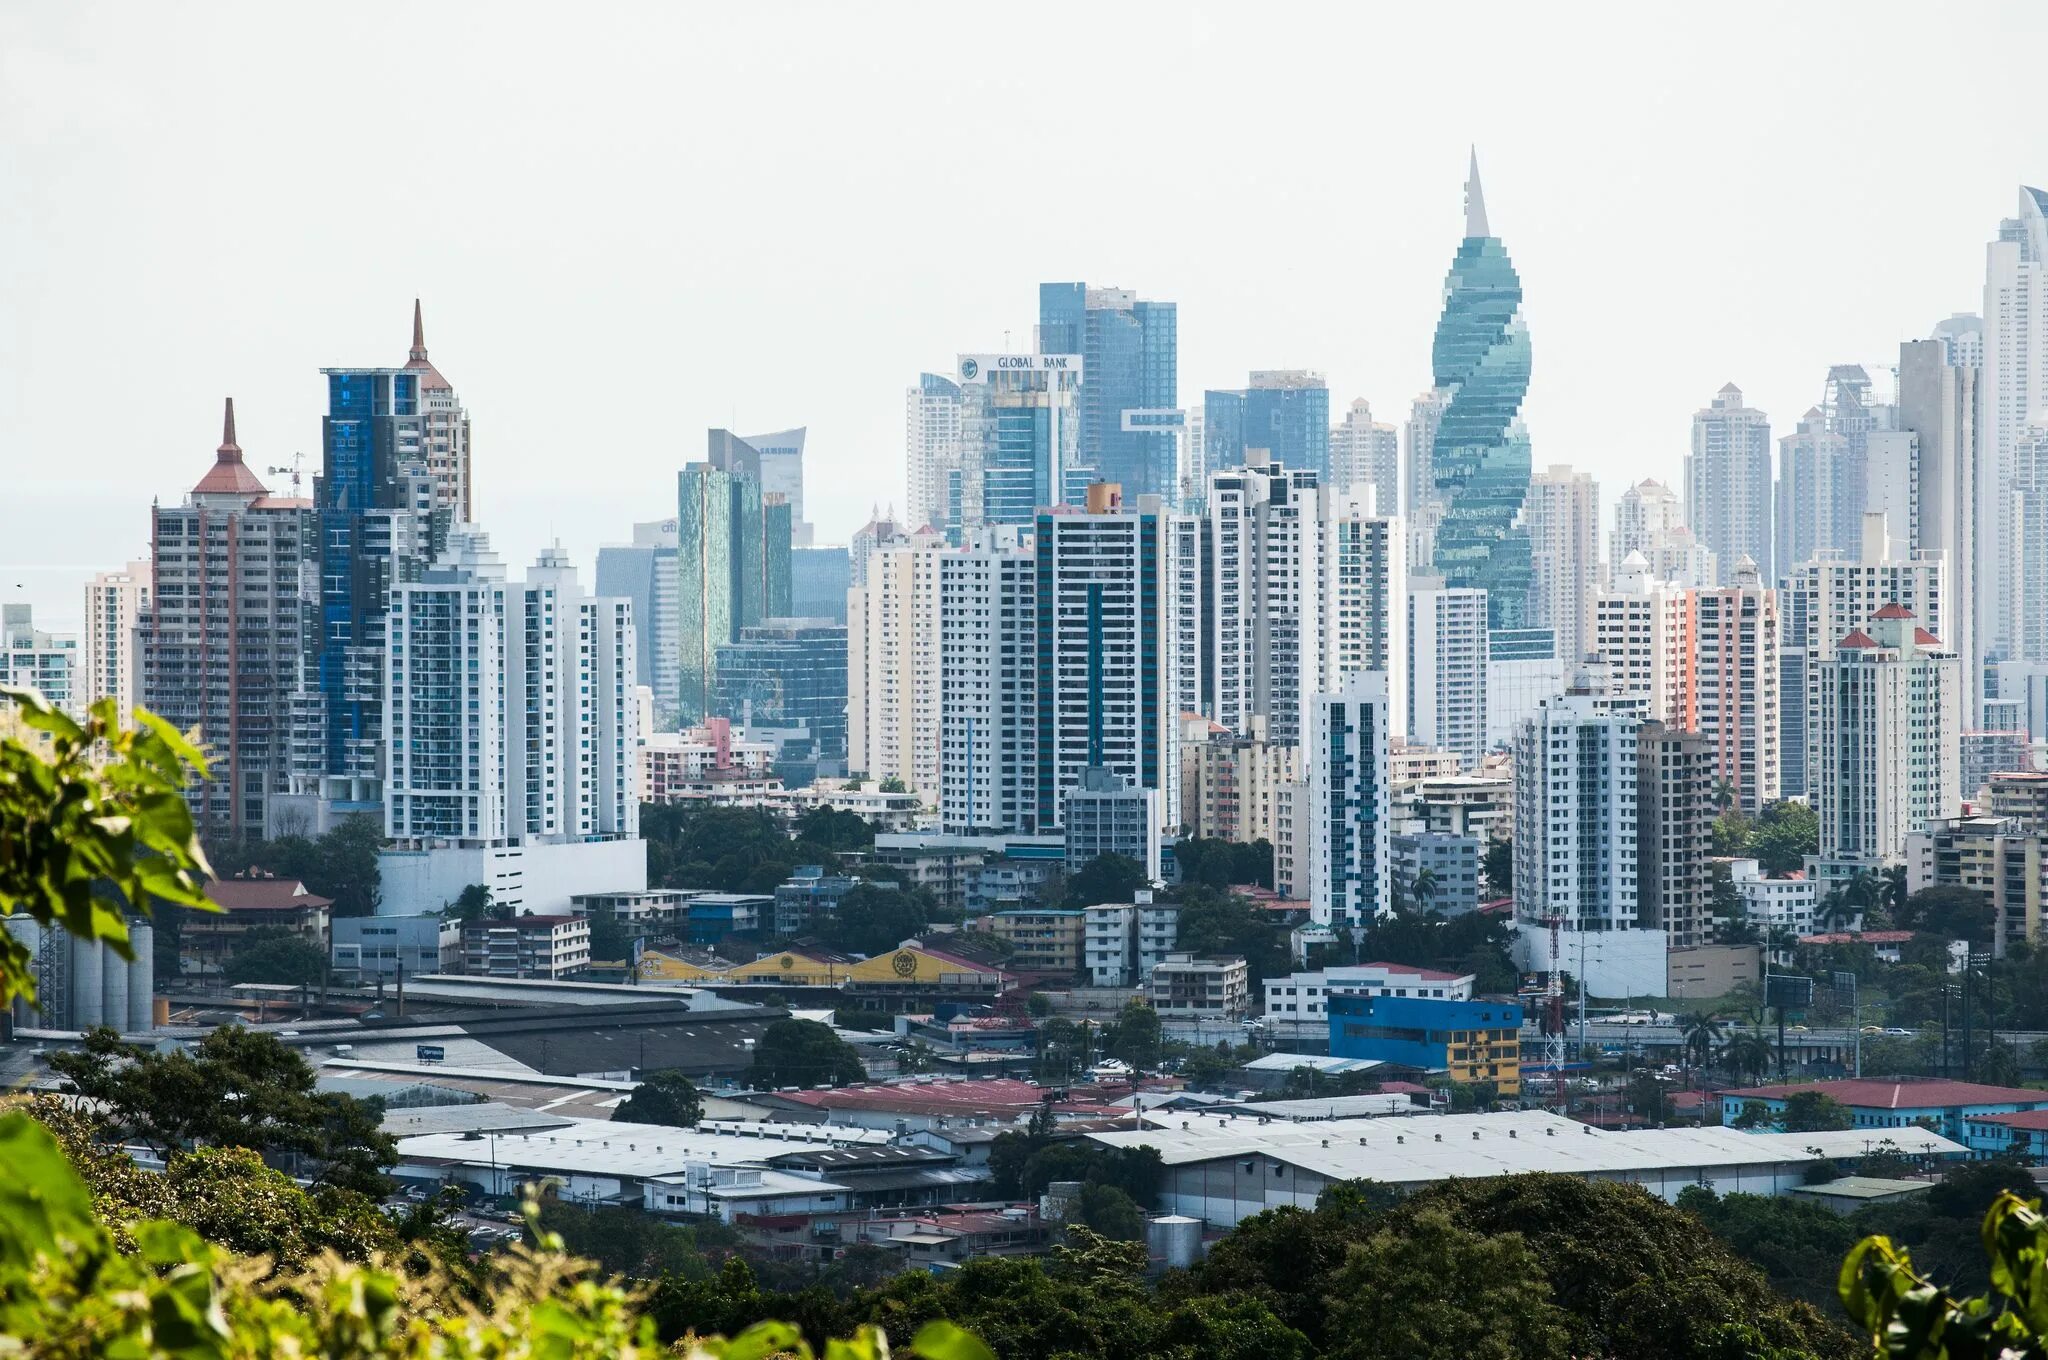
[1872,602,1915,620]
[191,397,269,496]
[1837,629,1879,649]
[1914,627,1943,646]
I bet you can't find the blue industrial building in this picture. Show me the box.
[1328,991,1523,1094]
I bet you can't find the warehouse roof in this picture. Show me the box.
[395,1117,876,1180]
[1723,1078,2048,1110]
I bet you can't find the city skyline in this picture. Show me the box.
[5,4,2041,630]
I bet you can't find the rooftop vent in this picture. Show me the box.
[1509,1129,1517,1139]
[1434,1133,1442,1142]
[1546,1127,1555,1136]
[1472,1131,1480,1140]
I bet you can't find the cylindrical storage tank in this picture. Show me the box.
[101,940,129,1033]
[152,996,170,1029]
[1146,1215,1203,1270]
[127,924,154,1033]
[68,933,103,1034]
[3,918,40,1030]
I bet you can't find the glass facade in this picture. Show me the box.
[1040,282,1179,500]
[676,461,792,725]
[712,619,850,762]
[1202,378,1330,477]
[1428,218,1534,631]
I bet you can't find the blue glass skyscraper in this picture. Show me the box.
[1039,283,1178,500]
[1202,372,1330,477]
[1427,152,1534,631]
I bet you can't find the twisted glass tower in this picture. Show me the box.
[1428,151,1534,630]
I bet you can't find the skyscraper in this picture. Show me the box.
[1898,332,1981,724]
[594,519,680,726]
[403,300,472,523]
[1512,684,1642,933]
[712,427,812,547]
[1329,397,1400,515]
[1203,372,1330,478]
[938,528,1036,833]
[905,373,962,531]
[143,401,313,837]
[714,618,850,768]
[848,525,945,797]
[1610,478,1716,588]
[1685,383,1772,586]
[1403,387,1450,573]
[1307,670,1393,932]
[1982,188,2048,662]
[955,352,1087,525]
[1426,152,1533,631]
[1774,406,1854,581]
[677,454,791,726]
[81,561,150,723]
[2,605,79,718]
[1524,464,1599,668]
[1637,721,1711,949]
[1038,283,1178,501]
[386,531,637,845]
[1595,552,1692,729]
[1813,603,1960,867]
[302,361,450,813]
[1407,577,1488,771]
[1690,557,1779,816]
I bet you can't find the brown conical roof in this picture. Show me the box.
[191,397,269,496]
[403,298,453,390]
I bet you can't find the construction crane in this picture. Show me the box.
[1540,914,1568,1110]
[265,451,306,497]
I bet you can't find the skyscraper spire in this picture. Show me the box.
[220,396,239,454]
[1465,146,1490,239]
[409,297,428,363]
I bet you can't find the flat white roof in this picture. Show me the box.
[1241,1053,1386,1074]
[1085,1110,1968,1183]
[396,1116,882,1179]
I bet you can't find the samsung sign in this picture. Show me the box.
[958,353,1084,382]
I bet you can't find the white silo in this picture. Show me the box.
[101,938,130,1033]
[3,917,40,1029]
[127,923,154,1033]
[67,930,103,1032]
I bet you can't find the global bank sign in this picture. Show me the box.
[957,353,1084,383]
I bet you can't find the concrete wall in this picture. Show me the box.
[378,838,647,917]
[1513,922,1668,998]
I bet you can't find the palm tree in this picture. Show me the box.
[1841,869,1882,924]
[1880,864,1909,925]
[1679,1010,1726,1072]
[1815,888,1858,934]
[1714,780,1739,814]
[1723,1030,1776,1085]
[1411,868,1440,914]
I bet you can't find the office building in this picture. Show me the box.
[384,530,638,847]
[1328,992,1521,1096]
[1813,603,1961,867]
[1637,721,1712,949]
[1204,371,1330,479]
[712,618,848,767]
[1038,283,1178,502]
[848,527,944,798]
[905,373,963,533]
[3,604,79,718]
[1064,766,1162,882]
[1691,557,1779,816]
[1896,335,1980,724]
[1594,552,1692,728]
[461,915,592,980]
[1306,671,1393,932]
[300,359,451,817]
[141,401,312,837]
[1425,153,1533,630]
[1524,464,1599,667]
[2013,423,2048,668]
[1403,388,1451,572]
[1982,188,2048,662]
[711,427,812,547]
[398,301,472,522]
[1321,495,1408,734]
[790,545,851,623]
[678,451,791,725]
[1330,397,1400,514]
[80,562,149,721]
[1407,578,1488,770]
[1484,625,1564,751]
[988,907,1083,974]
[1686,383,1773,586]
[955,351,1087,525]
[1263,962,1477,1029]
[595,519,680,727]
[1775,406,1855,583]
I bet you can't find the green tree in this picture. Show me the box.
[749,1018,866,1088]
[1069,1181,1146,1241]
[224,928,327,987]
[1624,1071,1674,1125]
[448,882,496,923]
[47,1024,398,1196]
[1675,1186,1860,1310]
[1481,838,1513,899]
[1840,1191,2048,1359]
[1064,853,1149,908]
[819,883,928,955]
[1903,884,1995,943]
[1779,1090,1854,1132]
[1104,998,1162,1068]
[1026,991,1054,1017]
[1679,1010,1726,1071]
[1976,1036,2021,1086]
[1409,867,1441,912]
[614,1069,705,1127]
[0,687,214,1007]
[1723,1030,1776,1084]
[1749,801,1819,876]
[794,805,876,854]
[1325,1204,1573,1360]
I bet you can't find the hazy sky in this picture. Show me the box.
[5,2,2043,632]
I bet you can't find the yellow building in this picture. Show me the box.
[989,909,1084,974]
[635,950,728,985]
[844,943,1006,997]
[1446,1025,1522,1098]
[721,948,857,987]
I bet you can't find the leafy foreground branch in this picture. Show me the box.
[1840,1191,2048,1360]
[0,1110,989,1360]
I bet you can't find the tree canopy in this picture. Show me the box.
[1062,853,1150,908]
[817,883,929,955]
[224,927,327,988]
[749,1018,867,1088]
[614,1070,706,1128]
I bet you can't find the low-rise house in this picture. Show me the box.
[183,876,333,976]
[460,915,591,979]
[1148,953,1250,1020]
[990,908,1084,974]
[1721,1078,2048,1145]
